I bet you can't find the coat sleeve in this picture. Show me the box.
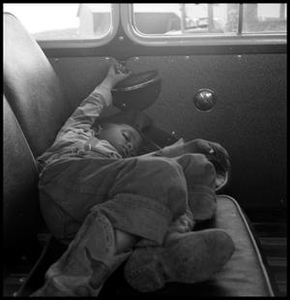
[55,84,112,140]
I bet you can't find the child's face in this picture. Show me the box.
[98,123,142,157]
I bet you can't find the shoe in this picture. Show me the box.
[31,210,131,297]
[124,229,234,293]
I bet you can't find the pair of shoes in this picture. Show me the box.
[124,229,234,293]
[31,210,131,297]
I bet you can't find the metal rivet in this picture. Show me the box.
[171,131,176,135]
[19,277,26,283]
[194,88,216,112]
[122,103,126,107]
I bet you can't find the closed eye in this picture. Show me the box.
[122,132,130,142]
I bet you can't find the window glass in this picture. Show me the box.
[132,3,240,35]
[183,4,239,34]
[243,3,287,33]
[132,3,181,35]
[132,3,286,36]
[4,3,112,40]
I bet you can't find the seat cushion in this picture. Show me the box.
[4,13,71,158]
[97,195,274,297]
[18,195,275,296]
[194,195,275,296]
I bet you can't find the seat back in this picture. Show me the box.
[4,12,71,158]
[3,95,43,263]
[3,12,73,268]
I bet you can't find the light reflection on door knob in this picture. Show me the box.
[194,88,216,111]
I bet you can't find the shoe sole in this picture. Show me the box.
[125,252,166,292]
[125,229,234,292]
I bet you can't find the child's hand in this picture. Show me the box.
[187,139,231,172]
[92,61,131,107]
[107,61,131,87]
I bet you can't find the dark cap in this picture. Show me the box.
[112,70,161,111]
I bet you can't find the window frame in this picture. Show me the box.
[6,3,285,57]
[121,3,287,47]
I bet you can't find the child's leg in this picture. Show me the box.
[115,229,138,254]
[175,153,217,221]
[31,208,137,297]
[39,156,188,245]
[167,207,195,234]
[144,153,215,238]
[124,228,235,293]
[124,154,234,293]
[33,156,189,296]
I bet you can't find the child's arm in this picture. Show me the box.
[141,138,213,158]
[56,62,130,138]
[142,138,230,173]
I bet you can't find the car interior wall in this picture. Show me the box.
[49,54,286,211]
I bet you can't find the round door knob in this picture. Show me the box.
[194,88,216,111]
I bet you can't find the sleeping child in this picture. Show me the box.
[32,61,234,297]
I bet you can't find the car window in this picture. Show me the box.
[132,3,287,36]
[4,3,114,41]
[4,3,286,52]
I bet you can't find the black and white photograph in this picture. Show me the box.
[3,3,287,297]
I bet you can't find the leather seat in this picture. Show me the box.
[4,12,71,158]
[3,95,43,264]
